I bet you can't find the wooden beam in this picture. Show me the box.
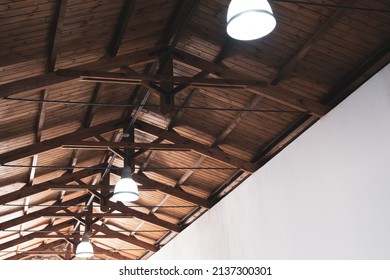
[110,167,211,208]
[172,48,330,117]
[5,241,130,260]
[183,96,264,191]
[133,173,212,209]
[0,118,130,165]
[158,0,197,46]
[56,68,268,88]
[89,190,181,234]
[214,95,264,145]
[36,90,49,142]
[0,166,101,205]
[5,240,66,260]
[109,0,137,57]
[167,39,234,130]
[135,120,258,173]
[0,48,159,98]
[91,224,158,252]
[159,54,175,114]
[48,0,68,72]
[28,234,118,239]
[100,169,110,213]
[48,184,115,191]
[83,83,105,128]
[0,195,89,231]
[28,89,50,185]
[29,212,136,219]
[105,200,182,233]
[271,0,358,85]
[93,243,134,260]
[0,220,75,252]
[28,155,38,186]
[210,42,390,204]
[175,155,206,187]
[62,141,192,151]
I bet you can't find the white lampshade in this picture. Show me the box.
[227,0,276,40]
[75,233,94,258]
[113,166,139,202]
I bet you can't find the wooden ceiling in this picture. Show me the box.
[0,0,389,260]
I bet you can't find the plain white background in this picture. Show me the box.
[152,64,390,260]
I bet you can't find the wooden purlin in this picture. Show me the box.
[0,118,256,176]
[0,118,130,165]
[55,68,268,88]
[5,239,67,260]
[171,48,330,118]
[0,47,159,98]
[271,0,358,85]
[105,200,182,233]
[0,220,75,252]
[0,167,101,205]
[134,120,259,173]
[0,195,89,231]
[91,224,158,252]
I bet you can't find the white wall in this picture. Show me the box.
[152,64,390,260]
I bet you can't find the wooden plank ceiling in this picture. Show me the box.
[0,0,389,260]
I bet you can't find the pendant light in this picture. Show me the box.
[113,165,139,202]
[227,0,276,41]
[75,232,94,258]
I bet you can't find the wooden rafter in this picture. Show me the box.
[105,200,182,232]
[136,173,212,208]
[158,0,199,46]
[6,241,133,260]
[271,0,358,85]
[91,224,158,252]
[28,90,49,186]
[135,120,258,173]
[82,0,137,129]
[109,0,138,57]
[0,166,101,205]
[56,68,268,89]
[0,118,256,174]
[5,240,66,260]
[83,83,105,128]
[172,96,263,187]
[0,118,130,165]
[209,41,390,203]
[48,0,68,72]
[172,48,330,118]
[0,220,75,252]
[109,169,211,209]
[168,39,237,185]
[175,156,206,187]
[6,239,67,260]
[0,48,159,98]
[93,243,134,260]
[0,187,181,243]
[0,195,88,231]
[62,141,191,151]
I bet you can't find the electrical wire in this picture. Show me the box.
[2,203,197,208]
[1,229,168,233]
[1,164,238,171]
[3,97,301,113]
[270,0,390,13]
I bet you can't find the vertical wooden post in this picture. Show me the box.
[126,126,135,172]
[159,56,175,115]
[100,173,110,213]
[85,203,93,234]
